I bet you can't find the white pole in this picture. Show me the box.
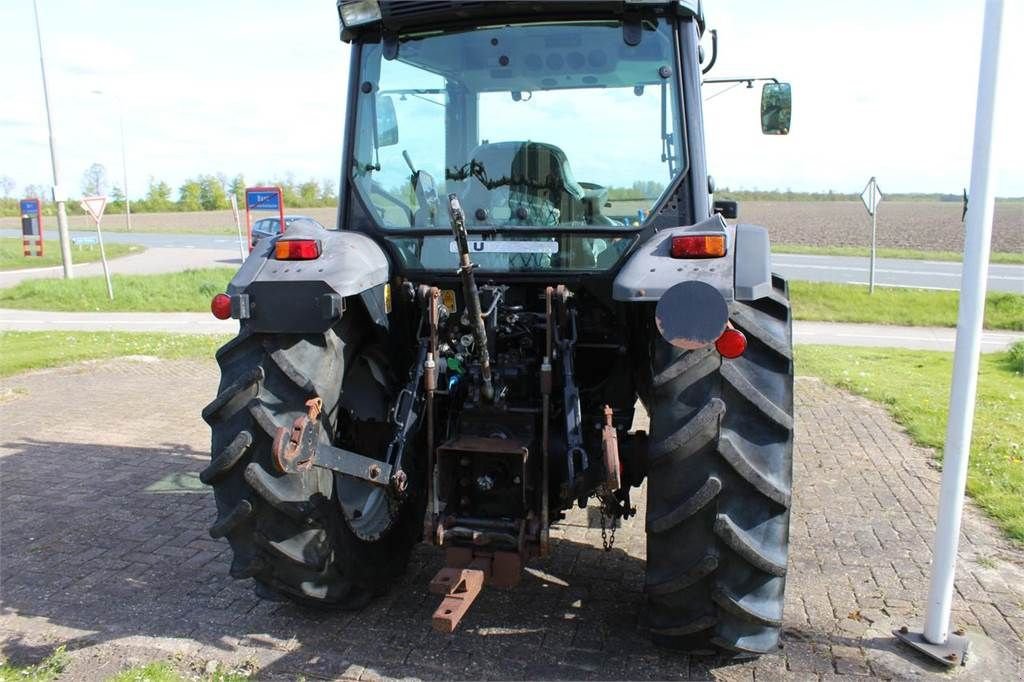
[230,194,246,262]
[120,110,132,232]
[95,214,114,300]
[869,177,877,294]
[92,90,132,232]
[33,0,74,279]
[922,0,1004,646]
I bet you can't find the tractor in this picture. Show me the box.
[203,0,794,656]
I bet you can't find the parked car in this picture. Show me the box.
[251,215,326,247]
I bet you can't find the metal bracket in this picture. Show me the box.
[430,567,485,633]
[429,560,487,633]
[272,400,392,487]
[894,627,970,667]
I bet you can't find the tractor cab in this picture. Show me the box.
[338,1,714,274]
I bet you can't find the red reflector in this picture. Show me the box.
[211,293,232,320]
[715,328,747,358]
[275,239,321,260]
[670,234,727,259]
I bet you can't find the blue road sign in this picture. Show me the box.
[20,199,40,215]
[246,190,281,211]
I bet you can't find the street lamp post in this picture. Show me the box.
[92,90,132,231]
[32,0,73,278]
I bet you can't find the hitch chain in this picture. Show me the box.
[599,506,616,552]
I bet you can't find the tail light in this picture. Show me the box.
[275,239,321,260]
[211,293,232,320]
[670,234,726,259]
[715,327,747,358]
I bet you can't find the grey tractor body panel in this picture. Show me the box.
[227,223,390,334]
[613,216,775,305]
[733,223,773,301]
[612,214,734,303]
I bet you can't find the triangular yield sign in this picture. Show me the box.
[80,195,108,222]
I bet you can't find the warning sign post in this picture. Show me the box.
[81,195,113,300]
[244,186,284,252]
[20,198,44,257]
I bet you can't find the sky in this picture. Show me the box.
[1,0,1022,201]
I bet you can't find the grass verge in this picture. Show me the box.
[0,267,234,312]
[0,238,142,271]
[0,646,68,681]
[798,343,1024,542]
[774,243,1024,265]
[107,661,252,682]
[0,332,229,378]
[789,281,1024,331]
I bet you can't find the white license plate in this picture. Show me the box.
[449,240,559,254]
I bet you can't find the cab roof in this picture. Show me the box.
[338,0,705,42]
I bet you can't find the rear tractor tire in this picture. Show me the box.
[201,318,421,608]
[644,274,794,655]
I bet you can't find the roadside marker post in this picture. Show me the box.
[20,198,44,257]
[81,195,113,300]
[244,186,285,252]
[895,0,1005,667]
[229,193,246,262]
[860,177,883,293]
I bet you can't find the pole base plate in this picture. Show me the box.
[893,628,970,667]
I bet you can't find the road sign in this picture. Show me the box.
[246,189,281,211]
[860,177,883,216]
[244,186,285,252]
[79,195,114,300]
[861,177,883,293]
[20,198,44,257]
[81,195,108,223]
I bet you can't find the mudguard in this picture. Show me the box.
[227,223,391,333]
[612,214,734,303]
[613,216,775,347]
[612,217,774,304]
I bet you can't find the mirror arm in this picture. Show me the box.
[703,76,779,86]
[701,29,718,75]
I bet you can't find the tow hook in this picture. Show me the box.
[271,396,395,487]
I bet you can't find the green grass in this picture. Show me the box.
[0,267,235,312]
[0,332,229,378]
[774,243,1024,265]
[0,646,69,681]
[798,344,1024,542]
[789,281,1024,331]
[0,238,142,271]
[107,662,184,682]
[106,661,253,682]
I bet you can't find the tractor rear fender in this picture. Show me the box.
[227,224,391,334]
[613,215,774,342]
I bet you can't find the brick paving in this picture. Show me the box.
[1,358,1022,680]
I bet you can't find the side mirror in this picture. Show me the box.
[760,83,792,135]
[713,200,738,219]
[376,95,399,147]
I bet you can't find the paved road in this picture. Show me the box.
[772,253,1023,294]
[5,229,1021,292]
[1,359,1022,679]
[0,228,243,251]
[1,309,1020,351]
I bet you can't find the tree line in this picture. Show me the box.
[2,169,1019,218]
[0,166,338,217]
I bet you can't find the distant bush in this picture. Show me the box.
[1008,340,1024,374]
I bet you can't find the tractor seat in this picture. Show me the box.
[460,141,585,226]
